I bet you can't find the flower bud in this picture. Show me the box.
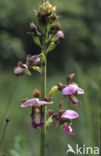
[26,55,40,67]
[47,41,56,53]
[51,24,61,32]
[51,14,58,21]
[48,110,54,116]
[13,61,31,76]
[37,1,57,25]
[45,1,53,10]
[29,23,37,33]
[48,85,58,96]
[13,61,26,76]
[33,89,41,98]
[52,31,64,42]
[44,96,53,102]
[29,23,41,36]
[57,83,63,91]
[66,73,75,84]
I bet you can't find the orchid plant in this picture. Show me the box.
[13,1,84,156]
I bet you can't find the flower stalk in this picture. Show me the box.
[40,31,47,156]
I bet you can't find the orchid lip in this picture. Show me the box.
[32,118,44,129]
[64,124,75,135]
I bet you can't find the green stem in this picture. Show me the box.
[0,118,10,147]
[40,32,47,156]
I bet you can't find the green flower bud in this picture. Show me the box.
[48,85,58,96]
[47,41,56,53]
[37,1,57,25]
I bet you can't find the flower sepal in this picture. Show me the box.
[32,36,42,48]
[47,41,56,53]
[45,116,53,130]
[32,66,41,73]
[48,85,58,96]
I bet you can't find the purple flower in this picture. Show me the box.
[21,97,53,129]
[62,84,84,95]
[52,31,64,42]
[62,84,84,105]
[32,117,44,129]
[26,55,40,68]
[13,61,31,76]
[14,67,25,76]
[31,107,44,129]
[54,109,79,135]
[61,110,79,135]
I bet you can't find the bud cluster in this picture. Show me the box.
[28,0,64,53]
[37,1,56,25]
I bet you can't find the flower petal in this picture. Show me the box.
[21,98,39,107]
[62,84,78,95]
[61,110,79,119]
[77,87,84,94]
[40,101,53,105]
[69,95,82,105]
[13,67,25,75]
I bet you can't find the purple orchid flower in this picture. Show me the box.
[26,55,40,68]
[21,97,53,129]
[13,54,40,76]
[62,84,84,105]
[53,109,79,135]
[61,110,79,135]
[13,61,31,76]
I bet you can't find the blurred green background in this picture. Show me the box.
[0,0,100,155]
